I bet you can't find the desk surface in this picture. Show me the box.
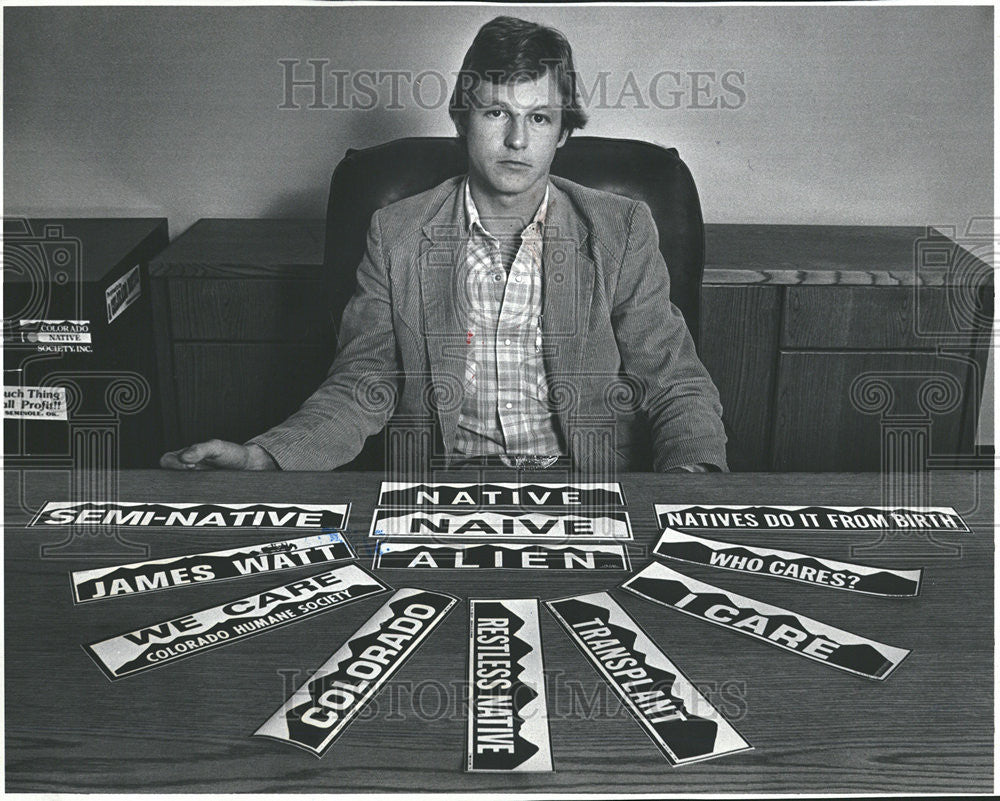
[4,470,993,793]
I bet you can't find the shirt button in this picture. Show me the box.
[505,402,512,409]
[514,275,523,283]
[493,274,503,282]
[504,338,511,345]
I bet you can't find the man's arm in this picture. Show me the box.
[161,211,402,471]
[610,201,728,472]
[245,210,402,469]
[160,440,277,470]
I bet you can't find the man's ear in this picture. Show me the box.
[557,129,569,148]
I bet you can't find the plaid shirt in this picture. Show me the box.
[452,180,565,457]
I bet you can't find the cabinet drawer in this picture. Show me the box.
[771,351,970,471]
[172,343,332,445]
[782,286,964,349]
[167,279,333,342]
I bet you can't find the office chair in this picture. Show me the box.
[323,136,706,344]
[321,135,726,469]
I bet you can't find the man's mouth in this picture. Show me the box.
[498,160,531,169]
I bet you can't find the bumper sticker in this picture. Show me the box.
[467,599,553,772]
[374,541,630,570]
[369,508,632,541]
[378,482,625,508]
[71,531,355,604]
[546,591,751,765]
[622,561,911,680]
[254,588,458,757]
[653,527,921,596]
[83,564,388,680]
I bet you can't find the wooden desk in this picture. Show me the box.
[149,221,992,472]
[4,469,992,792]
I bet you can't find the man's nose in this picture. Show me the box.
[504,116,528,150]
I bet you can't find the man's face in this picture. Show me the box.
[464,71,568,204]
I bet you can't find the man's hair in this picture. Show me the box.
[449,16,588,139]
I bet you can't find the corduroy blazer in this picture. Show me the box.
[250,175,728,472]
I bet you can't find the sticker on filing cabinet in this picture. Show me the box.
[378,482,625,508]
[105,264,141,323]
[655,504,969,534]
[374,541,631,571]
[8,320,92,353]
[83,564,389,680]
[468,599,553,772]
[254,588,458,757]
[70,532,356,604]
[653,527,922,596]
[30,502,350,529]
[369,508,633,541]
[622,562,911,680]
[545,591,751,765]
[3,386,68,420]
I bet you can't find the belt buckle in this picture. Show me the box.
[499,453,559,470]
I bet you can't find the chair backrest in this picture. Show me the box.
[323,135,706,344]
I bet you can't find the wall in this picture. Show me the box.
[5,5,993,236]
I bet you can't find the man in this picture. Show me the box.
[161,16,727,473]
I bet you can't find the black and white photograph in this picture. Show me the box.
[3,1,995,795]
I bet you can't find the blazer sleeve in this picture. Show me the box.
[247,211,402,469]
[611,201,729,472]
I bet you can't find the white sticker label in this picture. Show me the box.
[9,320,92,352]
[106,265,141,323]
[3,386,68,420]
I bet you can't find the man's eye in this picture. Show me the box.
[531,114,551,124]
[485,109,505,118]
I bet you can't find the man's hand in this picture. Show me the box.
[159,440,277,471]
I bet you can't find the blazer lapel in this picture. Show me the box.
[542,184,595,432]
[418,184,469,454]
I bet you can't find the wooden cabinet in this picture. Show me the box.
[5,218,169,467]
[698,284,781,472]
[149,220,334,448]
[771,352,969,471]
[699,225,992,471]
[151,221,993,471]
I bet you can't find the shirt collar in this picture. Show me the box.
[463,178,550,239]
